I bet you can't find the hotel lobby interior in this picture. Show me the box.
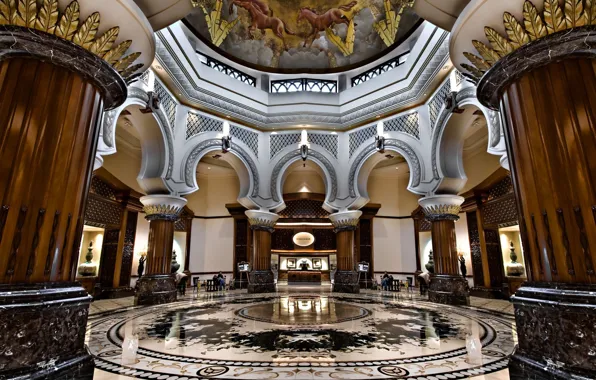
[0,0,595,379]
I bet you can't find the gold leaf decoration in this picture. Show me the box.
[461,63,484,79]
[326,19,356,56]
[54,0,79,40]
[73,12,99,49]
[462,0,596,80]
[485,27,513,56]
[119,63,143,78]
[15,0,36,28]
[373,0,412,47]
[504,12,530,48]
[472,40,500,64]
[523,0,547,40]
[89,26,119,56]
[202,0,238,47]
[586,0,596,24]
[564,0,585,28]
[0,0,144,81]
[35,0,58,33]
[102,40,132,64]
[463,52,490,71]
[114,52,141,72]
[544,0,566,33]
[0,0,16,25]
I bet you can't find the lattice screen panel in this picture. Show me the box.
[309,133,338,158]
[278,199,330,219]
[385,112,420,139]
[270,133,301,158]
[84,196,123,227]
[429,79,451,128]
[90,176,117,200]
[231,125,259,158]
[349,124,376,157]
[186,112,223,140]
[483,195,518,227]
[154,80,177,129]
[488,176,513,200]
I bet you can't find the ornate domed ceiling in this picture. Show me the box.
[184,0,421,73]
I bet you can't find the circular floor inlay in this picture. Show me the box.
[236,296,370,325]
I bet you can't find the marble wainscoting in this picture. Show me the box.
[88,290,515,379]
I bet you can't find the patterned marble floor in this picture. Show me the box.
[88,289,515,379]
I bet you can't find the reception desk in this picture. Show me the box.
[288,270,322,285]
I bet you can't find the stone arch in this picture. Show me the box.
[181,139,259,209]
[97,86,175,194]
[270,149,338,213]
[347,139,425,210]
[431,91,507,194]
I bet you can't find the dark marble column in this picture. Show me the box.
[330,211,362,294]
[419,195,469,306]
[246,210,279,293]
[0,22,133,379]
[136,195,187,305]
[469,21,596,380]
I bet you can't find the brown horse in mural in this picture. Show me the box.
[229,0,271,16]
[298,1,358,47]
[231,0,295,49]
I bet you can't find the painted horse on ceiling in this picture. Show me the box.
[231,0,295,50]
[298,1,358,48]
[229,0,271,16]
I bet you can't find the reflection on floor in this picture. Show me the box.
[89,288,515,379]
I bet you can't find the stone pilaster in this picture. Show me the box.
[329,210,362,294]
[419,195,469,306]
[452,2,596,377]
[246,210,279,293]
[135,195,187,305]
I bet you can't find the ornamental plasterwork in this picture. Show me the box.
[348,139,422,198]
[460,0,596,80]
[247,217,277,230]
[183,139,260,197]
[0,0,144,82]
[270,149,338,203]
[154,28,450,129]
[143,204,184,217]
[421,204,461,217]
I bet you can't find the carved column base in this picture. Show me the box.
[247,270,276,293]
[428,274,470,306]
[95,286,136,300]
[333,271,360,294]
[0,283,94,379]
[135,274,177,306]
[509,283,596,379]
[470,285,510,300]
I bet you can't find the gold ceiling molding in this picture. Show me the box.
[373,0,414,47]
[0,0,143,82]
[462,0,596,80]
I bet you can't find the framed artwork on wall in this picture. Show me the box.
[287,258,296,268]
[312,258,322,269]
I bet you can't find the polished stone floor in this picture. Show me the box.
[89,287,514,379]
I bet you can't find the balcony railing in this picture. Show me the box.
[270,78,338,94]
[198,53,256,87]
[351,51,410,87]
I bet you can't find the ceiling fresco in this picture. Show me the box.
[184,0,421,73]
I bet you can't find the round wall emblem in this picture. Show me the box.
[293,232,315,247]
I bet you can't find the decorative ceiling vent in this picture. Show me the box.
[231,125,259,158]
[270,133,301,159]
[349,124,376,158]
[309,133,338,158]
[385,112,420,139]
[186,112,223,140]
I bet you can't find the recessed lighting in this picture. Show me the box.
[271,132,278,135]
[227,116,231,119]
[208,167,211,170]
[376,115,381,119]
[330,131,337,135]
[424,93,427,96]
[396,167,399,170]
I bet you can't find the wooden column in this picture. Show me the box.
[245,210,278,293]
[330,211,361,293]
[419,195,469,305]
[135,195,187,306]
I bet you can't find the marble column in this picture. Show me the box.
[452,2,596,378]
[246,210,279,293]
[0,1,152,378]
[136,195,187,305]
[419,195,469,306]
[330,211,362,294]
